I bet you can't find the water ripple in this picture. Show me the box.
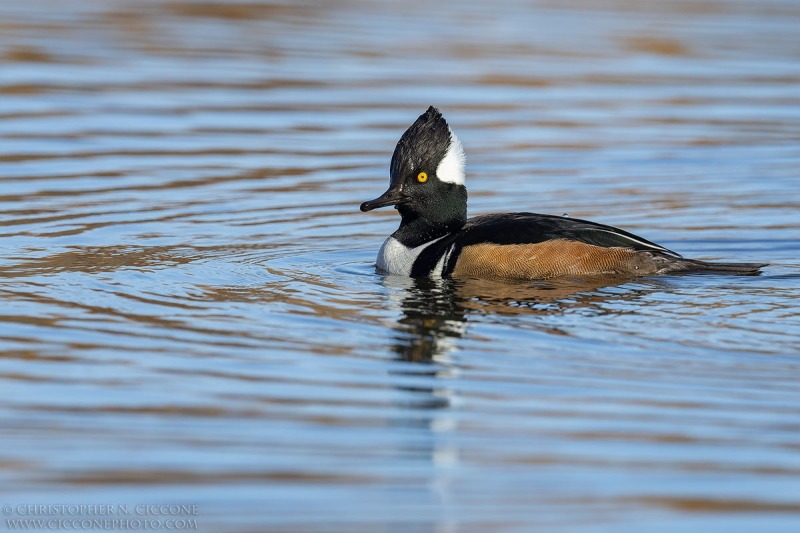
[1,0,800,531]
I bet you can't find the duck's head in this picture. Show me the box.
[361,106,467,233]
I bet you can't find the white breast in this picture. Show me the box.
[376,236,447,276]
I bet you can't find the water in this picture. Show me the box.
[2,0,800,531]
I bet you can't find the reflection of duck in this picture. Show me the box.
[382,274,669,480]
[382,276,467,364]
[362,106,766,280]
[384,274,668,364]
[451,275,654,316]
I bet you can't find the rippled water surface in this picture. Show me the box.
[2,1,800,531]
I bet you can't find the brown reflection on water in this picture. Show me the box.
[385,275,664,364]
[623,36,692,57]
[622,496,800,514]
[51,468,376,486]
[3,45,59,63]
[164,1,314,20]
[0,246,192,276]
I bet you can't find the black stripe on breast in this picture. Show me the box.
[410,236,459,277]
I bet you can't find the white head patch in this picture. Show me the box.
[436,129,465,185]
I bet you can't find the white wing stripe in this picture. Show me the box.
[594,229,679,256]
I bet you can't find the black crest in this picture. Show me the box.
[390,106,452,184]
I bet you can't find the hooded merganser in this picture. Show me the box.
[360,106,765,280]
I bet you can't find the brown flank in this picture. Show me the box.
[451,239,662,280]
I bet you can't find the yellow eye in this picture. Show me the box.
[417,172,428,183]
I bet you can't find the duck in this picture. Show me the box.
[360,106,765,280]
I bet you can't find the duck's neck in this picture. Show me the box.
[392,189,467,248]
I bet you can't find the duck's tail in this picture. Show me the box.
[672,258,767,276]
